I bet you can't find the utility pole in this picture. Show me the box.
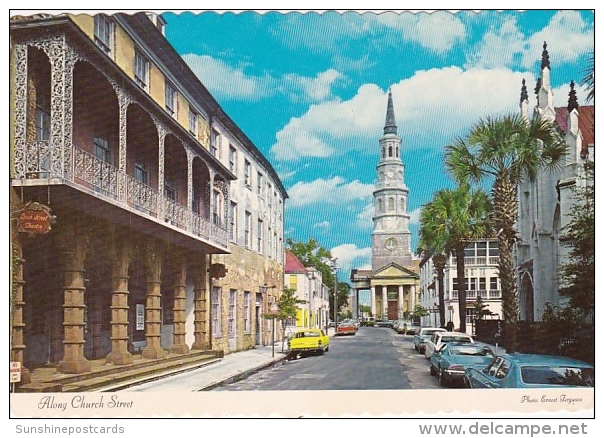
[334,261,339,330]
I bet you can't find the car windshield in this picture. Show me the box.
[296,331,320,338]
[441,336,471,343]
[422,329,441,336]
[520,366,594,387]
[449,346,492,356]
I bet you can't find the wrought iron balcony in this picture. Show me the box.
[14,143,228,249]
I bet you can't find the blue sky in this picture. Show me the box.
[162,9,594,281]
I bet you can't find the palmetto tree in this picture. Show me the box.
[418,183,492,333]
[445,113,566,352]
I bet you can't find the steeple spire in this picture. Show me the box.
[383,88,397,135]
[541,41,550,70]
[520,78,528,104]
[567,80,579,112]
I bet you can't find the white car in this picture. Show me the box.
[413,327,446,353]
[424,331,474,359]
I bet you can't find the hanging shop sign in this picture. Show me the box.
[16,202,54,234]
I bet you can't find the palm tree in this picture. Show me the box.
[445,113,566,352]
[579,50,594,104]
[418,184,492,332]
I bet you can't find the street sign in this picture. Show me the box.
[10,362,21,383]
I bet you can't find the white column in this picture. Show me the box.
[410,284,416,313]
[398,285,404,318]
[382,286,387,319]
[370,286,376,317]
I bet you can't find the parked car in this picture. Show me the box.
[360,317,375,327]
[392,319,404,332]
[424,331,474,360]
[328,320,336,328]
[413,327,447,354]
[376,319,394,328]
[350,319,361,329]
[287,328,330,359]
[336,322,357,336]
[429,342,495,387]
[464,353,594,389]
[403,323,420,335]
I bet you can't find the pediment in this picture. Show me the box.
[372,262,419,279]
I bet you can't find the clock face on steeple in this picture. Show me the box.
[384,237,398,251]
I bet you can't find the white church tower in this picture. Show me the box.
[371,89,413,271]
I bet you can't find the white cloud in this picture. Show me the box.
[183,53,342,103]
[373,10,467,55]
[331,243,372,275]
[183,54,268,100]
[408,207,422,225]
[523,11,593,69]
[314,221,330,229]
[272,67,531,161]
[465,18,526,70]
[466,11,593,71]
[283,69,343,102]
[355,203,374,229]
[287,176,374,208]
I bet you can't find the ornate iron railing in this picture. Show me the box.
[15,143,227,249]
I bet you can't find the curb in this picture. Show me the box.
[197,354,287,391]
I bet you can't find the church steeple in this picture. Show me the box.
[383,88,397,135]
[372,90,412,271]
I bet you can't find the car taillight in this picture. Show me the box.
[318,340,322,346]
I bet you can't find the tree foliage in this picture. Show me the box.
[445,113,566,353]
[558,161,595,316]
[418,183,492,332]
[579,51,594,104]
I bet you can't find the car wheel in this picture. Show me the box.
[325,346,329,352]
[317,349,324,356]
[439,371,448,387]
[429,364,437,376]
[463,376,472,389]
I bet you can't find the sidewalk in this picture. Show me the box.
[121,327,337,392]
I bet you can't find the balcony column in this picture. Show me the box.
[13,43,27,179]
[192,256,210,350]
[44,37,77,181]
[351,288,357,319]
[106,230,133,365]
[186,149,193,218]
[57,225,91,374]
[170,253,189,354]
[115,89,131,202]
[141,241,165,359]
[157,124,167,221]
